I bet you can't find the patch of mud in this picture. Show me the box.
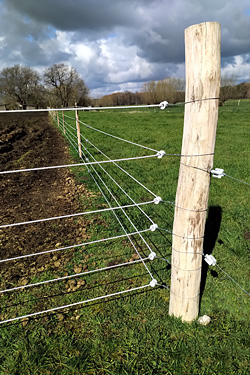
[0,112,96,288]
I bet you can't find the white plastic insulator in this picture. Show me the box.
[159,101,169,110]
[157,150,166,159]
[150,224,158,232]
[150,279,157,287]
[153,196,162,205]
[211,168,225,179]
[85,158,89,162]
[204,254,217,266]
[148,252,156,261]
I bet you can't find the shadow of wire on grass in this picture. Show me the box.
[200,206,222,304]
[0,277,158,329]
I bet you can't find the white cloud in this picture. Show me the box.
[222,55,250,81]
[0,36,6,50]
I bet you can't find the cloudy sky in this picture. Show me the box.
[0,0,250,97]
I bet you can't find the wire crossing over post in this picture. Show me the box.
[75,103,82,158]
[169,22,221,322]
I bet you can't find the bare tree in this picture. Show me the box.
[142,78,185,104]
[220,73,238,104]
[0,65,42,109]
[221,73,237,87]
[43,63,89,107]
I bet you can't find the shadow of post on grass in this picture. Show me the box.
[200,206,222,304]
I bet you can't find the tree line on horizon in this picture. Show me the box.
[0,64,90,110]
[0,64,250,110]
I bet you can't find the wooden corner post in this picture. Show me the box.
[169,22,221,322]
[75,103,82,158]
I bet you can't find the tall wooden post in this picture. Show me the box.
[169,22,221,322]
[75,103,82,158]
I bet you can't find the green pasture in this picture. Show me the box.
[0,100,249,374]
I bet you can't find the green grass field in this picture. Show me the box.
[0,100,249,374]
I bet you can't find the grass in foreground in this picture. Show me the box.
[0,101,249,374]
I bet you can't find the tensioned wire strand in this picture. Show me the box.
[79,144,155,279]
[0,122,156,324]
[215,264,250,297]
[63,113,215,157]
[0,257,150,294]
[0,102,166,115]
[80,140,155,224]
[63,125,156,230]
[61,122,155,279]
[64,121,158,199]
[64,124,157,227]
[0,154,157,175]
[0,200,154,229]
[0,97,219,116]
[80,140,156,250]
[82,134,157,198]
[224,173,250,186]
[63,113,159,153]
[0,229,150,263]
[0,284,151,325]
[61,122,158,257]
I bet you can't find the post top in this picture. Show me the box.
[185,21,221,33]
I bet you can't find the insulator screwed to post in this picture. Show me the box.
[156,150,166,159]
[150,279,157,287]
[159,101,169,110]
[150,223,158,232]
[211,168,225,179]
[153,196,162,204]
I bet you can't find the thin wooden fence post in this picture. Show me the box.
[75,103,82,158]
[62,111,65,134]
[57,111,60,128]
[169,22,221,322]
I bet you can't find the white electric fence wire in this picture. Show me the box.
[62,123,155,228]
[0,102,165,115]
[61,120,157,272]
[224,174,250,187]
[0,201,154,229]
[0,284,151,325]
[60,121,155,279]
[81,142,156,253]
[80,140,155,225]
[62,124,79,152]
[80,148,155,280]
[63,113,159,153]
[215,264,250,297]
[0,155,157,175]
[81,135,157,198]
[0,229,150,264]
[0,257,149,294]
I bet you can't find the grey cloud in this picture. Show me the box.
[4,0,250,63]
[5,0,149,34]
